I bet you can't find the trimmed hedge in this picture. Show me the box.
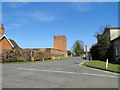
[2,49,51,62]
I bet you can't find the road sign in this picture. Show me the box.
[84,45,90,53]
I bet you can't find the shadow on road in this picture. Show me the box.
[74,62,79,64]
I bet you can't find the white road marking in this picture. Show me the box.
[56,68,62,70]
[17,68,118,78]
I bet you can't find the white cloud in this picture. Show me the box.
[11,10,56,23]
[6,23,21,30]
[73,2,93,11]
[3,8,56,23]
[16,18,29,24]
[3,2,28,8]
[72,2,108,12]
[27,11,55,23]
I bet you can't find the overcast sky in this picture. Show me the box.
[2,2,118,50]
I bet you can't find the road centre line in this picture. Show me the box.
[17,68,118,78]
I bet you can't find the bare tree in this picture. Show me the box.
[94,24,111,38]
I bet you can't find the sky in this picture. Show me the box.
[2,2,118,51]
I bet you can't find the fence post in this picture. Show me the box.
[86,53,88,65]
[106,59,108,69]
[53,57,55,60]
[31,50,32,61]
[42,58,44,62]
[90,57,92,61]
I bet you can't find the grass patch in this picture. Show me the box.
[2,57,70,64]
[83,60,120,72]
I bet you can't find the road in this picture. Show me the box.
[2,57,119,88]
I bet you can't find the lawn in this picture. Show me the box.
[83,60,120,72]
[2,57,70,64]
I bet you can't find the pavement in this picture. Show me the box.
[2,57,119,88]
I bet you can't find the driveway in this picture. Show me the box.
[2,57,119,88]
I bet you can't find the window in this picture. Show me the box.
[115,45,118,56]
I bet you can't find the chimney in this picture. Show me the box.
[1,24,3,28]
[0,24,4,36]
[92,43,94,47]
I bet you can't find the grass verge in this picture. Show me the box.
[2,57,70,64]
[82,60,120,72]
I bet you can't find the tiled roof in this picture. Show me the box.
[9,39,21,49]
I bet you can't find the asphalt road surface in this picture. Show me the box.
[2,57,119,88]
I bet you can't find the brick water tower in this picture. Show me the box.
[54,35,67,52]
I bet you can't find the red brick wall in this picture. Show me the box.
[0,37,12,50]
[37,48,67,57]
[54,36,66,51]
[37,48,65,56]
[51,49,64,56]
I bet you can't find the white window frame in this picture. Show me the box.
[115,45,118,56]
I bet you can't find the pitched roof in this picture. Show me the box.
[111,36,120,41]
[0,34,14,48]
[106,27,120,29]
[9,39,21,49]
[0,34,21,49]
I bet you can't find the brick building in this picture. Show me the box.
[54,36,67,57]
[54,36,66,51]
[0,24,20,50]
[32,35,68,57]
[0,24,14,49]
[0,24,67,59]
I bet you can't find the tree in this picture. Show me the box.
[97,33,112,60]
[94,25,111,38]
[91,25,113,61]
[71,40,84,56]
[67,50,72,56]
[90,44,99,60]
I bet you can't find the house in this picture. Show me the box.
[92,27,120,62]
[111,36,120,61]
[0,24,67,59]
[0,24,21,50]
[106,27,120,62]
